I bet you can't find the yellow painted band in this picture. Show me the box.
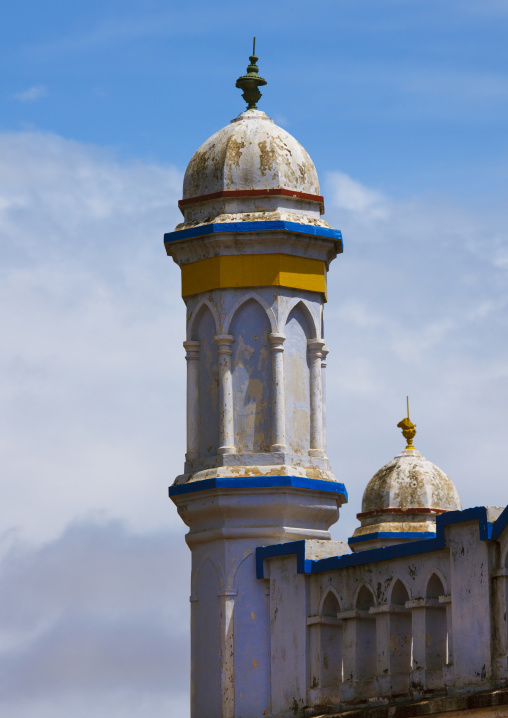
[181,254,327,297]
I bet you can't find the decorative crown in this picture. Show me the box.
[235,37,267,110]
[397,396,417,450]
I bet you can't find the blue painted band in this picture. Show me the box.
[255,505,500,579]
[168,475,348,501]
[492,506,508,540]
[164,220,343,245]
[348,531,436,545]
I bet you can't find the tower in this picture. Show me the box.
[166,48,347,718]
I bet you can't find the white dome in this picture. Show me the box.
[176,109,329,230]
[183,109,320,199]
[350,448,462,552]
[362,449,461,515]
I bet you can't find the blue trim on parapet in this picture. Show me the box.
[164,220,343,244]
[348,531,436,545]
[492,506,508,540]
[256,505,503,579]
[168,476,348,501]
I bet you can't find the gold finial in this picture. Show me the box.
[397,395,417,450]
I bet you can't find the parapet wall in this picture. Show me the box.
[257,506,508,717]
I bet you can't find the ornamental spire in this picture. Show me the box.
[235,37,267,110]
[397,396,417,450]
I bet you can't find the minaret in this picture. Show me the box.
[166,47,347,718]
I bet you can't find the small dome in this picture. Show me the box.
[362,449,461,515]
[177,110,328,229]
[183,109,320,199]
[350,447,462,552]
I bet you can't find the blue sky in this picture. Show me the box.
[3,0,508,198]
[1,2,508,716]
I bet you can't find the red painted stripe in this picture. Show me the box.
[356,507,448,519]
[178,187,324,208]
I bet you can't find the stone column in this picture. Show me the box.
[214,334,236,455]
[219,588,237,718]
[308,339,325,457]
[321,346,329,455]
[183,340,200,460]
[269,332,286,452]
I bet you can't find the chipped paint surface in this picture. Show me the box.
[263,510,508,713]
[168,97,348,718]
[350,449,462,551]
[167,77,508,718]
[183,110,320,200]
[231,299,271,453]
[174,285,338,485]
[362,450,461,514]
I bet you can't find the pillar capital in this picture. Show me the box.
[307,338,326,355]
[269,332,286,352]
[183,340,200,359]
[214,334,234,355]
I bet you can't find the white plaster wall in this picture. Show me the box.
[448,521,495,687]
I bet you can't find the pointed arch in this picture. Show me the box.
[284,301,313,455]
[390,578,411,605]
[192,552,225,593]
[231,550,254,589]
[354,584,377,679]
[425,570,447,598]
[388,579,412,683]
[281,297,320,339]
[189,301,220,457]
[188,298,220,340]
[223,291,277,335]
[230,298,272,453]
[319,587,342,616]
[355,584,376,610]
[424,571,448,671]
[317,588,344,691]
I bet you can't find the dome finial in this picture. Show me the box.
[235,37,267,110]
[397,396,417,450]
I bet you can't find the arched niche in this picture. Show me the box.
[426,572,446,599]
[391,578,410,606]
[284,304,311,455]
[425,573,448,669]
[281,298,318,339]
[355,586,376,679]
[230,299,271,453]
[223,291,277,335]
[192,304,219,458]
[319,590,343,688]
[188,299,220,341]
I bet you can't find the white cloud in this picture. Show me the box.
[1,132,508,716]
[322,170,508,541]
[0,520,190,717]
[326,170,389,219]
[0,131,184,544]
[14,85,48,102]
